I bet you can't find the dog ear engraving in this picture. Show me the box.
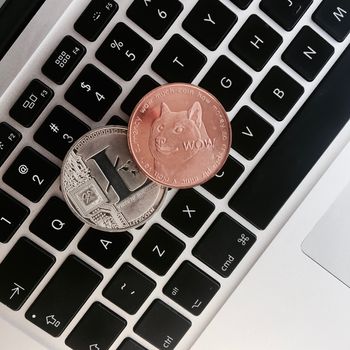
[188,101,202,129]
[160,102,171,116]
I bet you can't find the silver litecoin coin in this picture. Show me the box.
[61,126,167,232]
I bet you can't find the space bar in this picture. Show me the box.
[229,44,350,230]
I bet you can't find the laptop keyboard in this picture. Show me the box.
[0,0,350,349]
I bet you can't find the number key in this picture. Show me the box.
[127,0,183,39]
[34,106,90,160]
[3,147,60,202]
[96,22,153,81]
[0,189,29,243]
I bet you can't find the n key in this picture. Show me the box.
[0,237,55,310]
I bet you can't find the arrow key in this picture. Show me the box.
[231,106,274,160]
[78,228,132,268]
[0,237,55,310]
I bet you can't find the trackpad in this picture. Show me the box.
[302,181,350,288]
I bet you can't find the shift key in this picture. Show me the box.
[26,256,102,337]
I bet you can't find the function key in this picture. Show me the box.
[0,122,21,166]
[3,147,60,203]
[183,0,237,51]
[152,34,207,83]
[9,79,53,127]
[96,22,153,81]
[163,261,220,316]
[26,255,102,337]
[65,302,126,350]
[0,237,55,310]
[231,106,274,160]
[282,26,334,81]
[133,224,185,276]
[193,213,256,277]
[201,156,244,199]
[127,0,183,40]
[162,189,214,238]
[78,228,132,268]
[0,189,29,243]
[251,66,304,121]
[229,15,282,71]
[34,105,90,160]
[260,0,313,31]
[121,75,160,116]
[42,36,86,85]
[313,1,350,42]
[117,338,147,350]
[30,197,83,251]
[134,299,191,350]
[65,64,122,121]
[228,0,253,10]
[74,0,118,41]
[103,263,156,315]
[199,55,252,111]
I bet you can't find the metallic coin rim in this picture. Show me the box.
[127,82,232,189]
[60,125,167,232]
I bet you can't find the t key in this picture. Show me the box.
[0,237,55,310]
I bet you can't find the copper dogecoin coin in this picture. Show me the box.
[128,83,232,188]
[61,126,167,232]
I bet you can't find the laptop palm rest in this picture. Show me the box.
[302,180,350,288]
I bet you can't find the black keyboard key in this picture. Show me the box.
[0,122,21,166]
[0,190,29,243]
[229,0,253,10]
[252,66,304,121]
[107,115,128,126]
[26,256,102,337]
[74,0,118,41]
[183,0,237,51]
[30,197,83,251]
[313,1,350,42]
[193,213,256,277]
[162,189,214,238]
[199,55,252,111]
[163,261,220,316]
[78,228,132,268]
[260,0,313,31]
[230,43,350,230]
[96,22,152,81]
[133,224,185,276]
[42,36,86,85]
[3,147,60,202]
[65,302,126,350]
[127,0,183,40]
[9,79,53,127]
[201,156,244,199]
[0,237,54,310]
[134,299,191,350]
[121,75,160,116]
[65,64,121,121]
[103,263,156,314]
[229,15,282,71]
[34,106,90,160]
[231,106,274,160]
[282,26,334,81]
[152,34,207,83]
[118,338,147,350]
